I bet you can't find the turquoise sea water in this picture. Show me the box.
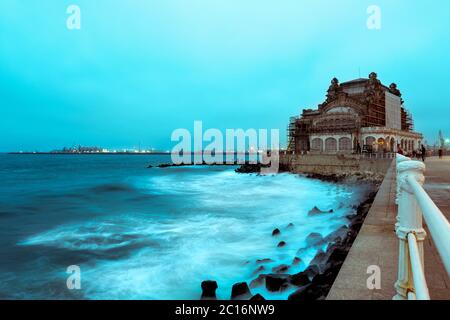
[0,154,371,299]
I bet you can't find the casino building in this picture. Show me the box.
[287,72,423,154]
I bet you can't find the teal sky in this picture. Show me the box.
[1,0,449,151]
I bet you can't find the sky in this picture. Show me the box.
[0,0,449,152]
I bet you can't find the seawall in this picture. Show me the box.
[279,154,392,181]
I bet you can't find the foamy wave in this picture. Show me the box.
[17,167,370,299]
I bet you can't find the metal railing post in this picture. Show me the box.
[394,157,427,300]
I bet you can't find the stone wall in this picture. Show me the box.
[280,154,392,177]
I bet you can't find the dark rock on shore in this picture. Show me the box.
[256,258,273,264]
[250,294,266,301]
[309,250,329,272]
[308,206,334,216]
[265,275,289,292]
[288,283,328,301]
[249,275,266,288]
[272,228,281,236]
[305,172,384,184]
[272,264,290,274]
[252,266,266,275]
[231,282,252,300]
[323,226,349,243]
[303,265,320,280]
[235,164,268,174]
[157,163,175,168]
[201,280,218,300]
[292,257,302,265]
[277,241,286,248]
[288,272,311,287]
[305,233,324,246]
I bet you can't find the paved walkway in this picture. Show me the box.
[327,156,450,300]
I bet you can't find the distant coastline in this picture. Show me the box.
[6,151,259,156]
[6,152,171,155]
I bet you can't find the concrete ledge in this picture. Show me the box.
[280,154,392,176]
[327,160,398,299]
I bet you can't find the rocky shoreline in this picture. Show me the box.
[148,161,264,169]
[153,161,380,300]
[199,164,380,300]
[199,191,377,300]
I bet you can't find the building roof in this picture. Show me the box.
[340,78,368,85]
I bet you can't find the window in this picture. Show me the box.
[325,138,337,152]
[311,138,323,151]
[339,137,352,151]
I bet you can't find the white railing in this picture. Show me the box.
[394,154,450,300]
[361,152,396,160]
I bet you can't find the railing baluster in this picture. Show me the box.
[407,176,450,276]
[394,154,450,300]
[394,155,427,300]
[407,233,431,300]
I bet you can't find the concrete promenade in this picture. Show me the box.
[327,156,450,300]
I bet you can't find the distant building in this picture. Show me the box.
[287,72,423,154]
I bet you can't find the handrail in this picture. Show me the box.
[406,175,450,275]
[407,233,430,300]
[393,154,450,300]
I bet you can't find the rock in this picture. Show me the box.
[231,282,252,300]
[310,250,329,272]
[324,226,349,243]
[296,247,308,256]
[308,206,334,216]
[250,294,265,301]
[312,271,336,286]
[292,257,302,265]
[265,275,289,292]
[235,164,269,174]
[147,165,153,168]
[201,280,218,300]
[288,272,311,287]
[288,284,329,301]
[272,228,281,236]
[277,241,287,248]
[326,246,348,265]
[252,266,266,275]
[287,223,295,228]
[287,284,312,301]
[305,233,324,246]
[272,264,290,274]
[256,258,273,264]
[303,265,320,280]
[249,275,266,288]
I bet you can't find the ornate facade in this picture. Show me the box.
[288,72,423,154]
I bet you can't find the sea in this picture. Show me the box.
[0,154,373,300]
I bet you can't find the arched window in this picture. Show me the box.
[311,138,323,152]
[325,138,337,152]
[339,137,352,151]
[378,138,386,152]
[366,136,376,146]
